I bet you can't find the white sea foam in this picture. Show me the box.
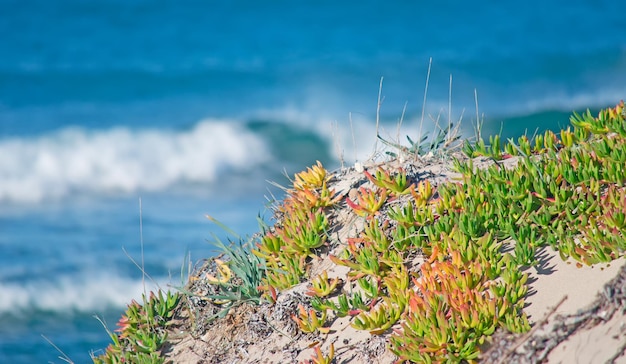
[0,274,171,315]
[251,104,443,165]
[0,120,270,203]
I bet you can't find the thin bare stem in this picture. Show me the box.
[474,88,482,141]
[122,247,159,289]
[179,250,192,288]
[419,58,432,147]
[397,101,408,142]
[373,77,384,157]
[445,109,465,149]
[263,185,283,213]
[139,198,145,296]
[448,74,452,135]
[42,334,74,364]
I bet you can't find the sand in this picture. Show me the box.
[161,155,626,364]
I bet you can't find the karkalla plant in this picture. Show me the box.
[346,186,389,217]
[292,304,330,334]
[364,166,414,196]
[302,343,335,364]
[93,102,626,363]
[389,244,529,363]
[93,290,180,364]
[273,102,626,363]
[255,161,338,297]
[306,270,342,298]
[351,297,404,335]
[310,290,370,318]
[293,160,330,190]
[290,160,341,209]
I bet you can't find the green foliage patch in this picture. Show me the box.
[96,101,626,364]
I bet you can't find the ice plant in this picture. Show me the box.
[94,290,179,364]
[346,187,388,217]
[97,103,626,363]
[303,343,335,364]
[292,304,330,334]
[329,239,386,279]
[351,297,403,334]
[306,270,342,298]
[293,160,329,190]
[364,167,414,196]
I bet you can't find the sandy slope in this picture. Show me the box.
[162,155,626,364]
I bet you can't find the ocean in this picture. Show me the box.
[0,0,624,362]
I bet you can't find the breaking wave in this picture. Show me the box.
[0,273,170,316]
[0,120,270,203]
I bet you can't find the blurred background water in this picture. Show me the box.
[0,0,624,362]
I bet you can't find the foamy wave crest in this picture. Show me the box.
[0,120,270,203]
[0,274,171,315]
[252,105,440,164]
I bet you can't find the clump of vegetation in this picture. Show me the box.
[95,101,626,363]
[254,161,341,297]
[93,290,179,364]
[384,101,626,362]
[192,231,266,318]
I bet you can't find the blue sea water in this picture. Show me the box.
[0,0,624,362]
